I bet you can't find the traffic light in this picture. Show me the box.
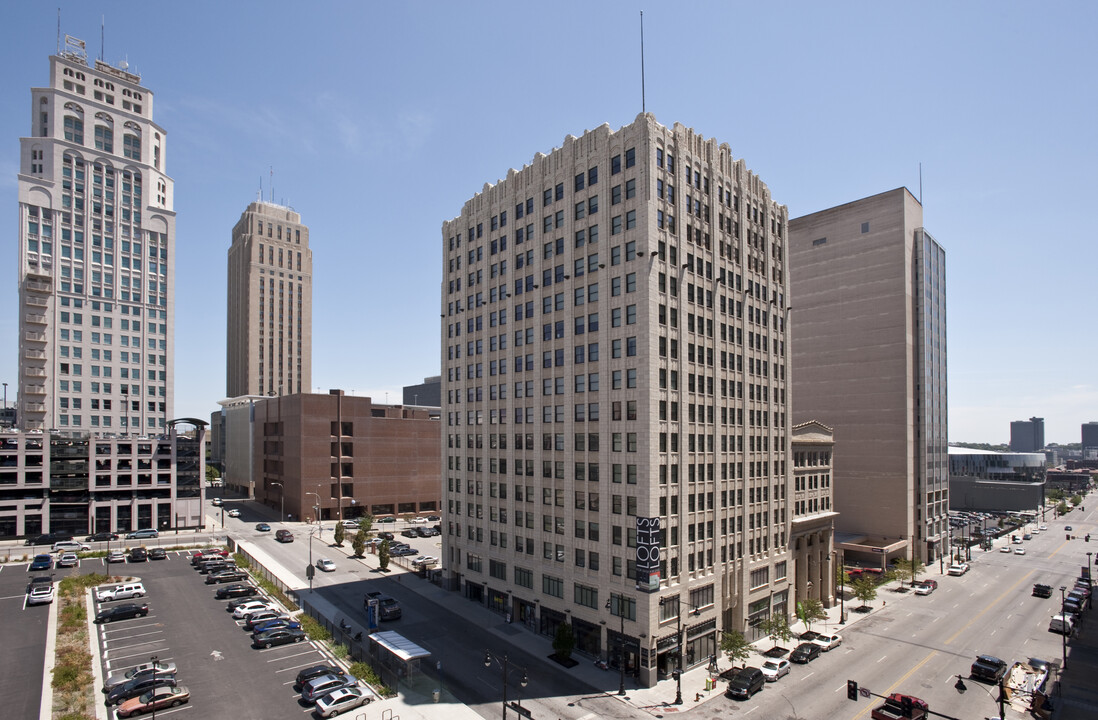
[847,680,858,701]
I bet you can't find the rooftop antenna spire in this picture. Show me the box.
[270,166,274,203]
[100,15,104,62]
[640,11,646,114]
[57,8,61,54]
[259,175,263,203]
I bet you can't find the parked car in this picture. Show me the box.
[29,554,53,571]
[1050,614,1075,635]
[301,672,358,704]
[401,529,420,538]
[57,552,80,568]
[215,584,258,600]
[760,658,791,682]
[255,523,271,532]
[392,546,417,556]
[191,548,230,564]
[227,509,241,518]
[206,568,248,584]
[107,550,127,564]
[790,642,821,663]
[103,661,177,692]
[365,591,402,620]
[25,531,73,546]
[95,602,150,623]
[96,582,147,602]
[197,559,231,574]
[425,515,441,522]
[275,529,294,543]
[412,555,439,568]
[232,601,273,619]
[126,529,159,539]
[106,675,178,706]
[244,609,290,630]
[251,618,302,636]
[149,548,168,561]
[227,597,267,612]
[812,633,843,651]
[376,516,396,524]
[970,654,1008,683]
[314,686,371,718]
[115,686,190,718]
[726,666,765,699]
[85,532,119,542]
[417,526,440,537]
[914,582,935,595]
[377,531,395,541]
[252,627,306,649]
[316,558,337,572]
[948,563,969,576]
[296,664,343,689]
[1032,584,1053,598]
[52,540,91,552]
[128,547,149,562]
[27,582,55,605]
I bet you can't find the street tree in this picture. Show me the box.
[333,521,345,547]
[759,613,793,650]
[720,629,752,669]
[378,538,391,571]
[553,622,575,661]
[352,529,366,557]
[797,597,828,631]
[852,576,878,609]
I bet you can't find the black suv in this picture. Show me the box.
[95,602,150,623]
[25,531,73,546]
[971,655,1007,683]
[790,642,821,663]
[726,666,765,699]
[1032,584,1053,598]
[128,547,148,562]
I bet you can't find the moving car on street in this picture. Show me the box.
[126,529,159,539]
[316,558,337,572]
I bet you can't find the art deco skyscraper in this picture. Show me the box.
[441,114,797,687]
[16,36,174,433]
[789,188,948,566]
[226,201,312,398]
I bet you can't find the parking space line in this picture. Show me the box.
[104,655,174,671]
[103,623,162,635]
[0,593,27,600]
[105,645,171,663]
[266,649,321,664]
[275,660,328,674]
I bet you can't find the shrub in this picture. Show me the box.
[299,613,331,642]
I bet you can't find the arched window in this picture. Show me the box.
[123,134,141,160]
[95,125,113,153]
[64,116,84,144]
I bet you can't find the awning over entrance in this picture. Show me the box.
[369,630,431,662]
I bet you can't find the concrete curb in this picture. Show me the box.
[85,586,109,720]
[38,582,59,720]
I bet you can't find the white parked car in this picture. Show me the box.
[812,633,842,651]
[409,517,429,524]
[52,540,90,553]
[948,563,969,576]
[761,658,790,681]
[107,550,127,563]
[57,552,80,568]
[96,582,147,602]
[233,601,273,619]
[27,582,55,605]
[914,582,934,595]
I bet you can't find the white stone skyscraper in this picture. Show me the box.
[16,36,174,434]
[441,114,797,687]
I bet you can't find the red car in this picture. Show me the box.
[116,686,190,718]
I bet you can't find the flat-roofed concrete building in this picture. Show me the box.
[1009,417,1045,453]
[226,201,312,397]
[16,36,174,434]
[441,114,794,687]
[248,391,440,523]
[789,188,948,565]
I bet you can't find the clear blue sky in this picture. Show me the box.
[1,1,1095,445]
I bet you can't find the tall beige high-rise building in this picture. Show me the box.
[16,36,174,434]
[789,188,948,567]
[226,201,312,397]
[441,114,801,688]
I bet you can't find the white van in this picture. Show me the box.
[96,582,147,602]
[1049,613,1074,635]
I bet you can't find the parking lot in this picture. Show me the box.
[0,559,61,719]
[90,550,346,719]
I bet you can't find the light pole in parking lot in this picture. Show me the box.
[270,482,284,523]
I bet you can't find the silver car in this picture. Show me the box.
[103,661,178,693]
[314,686,370,718]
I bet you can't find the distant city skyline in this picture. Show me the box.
[2,2,1095,444]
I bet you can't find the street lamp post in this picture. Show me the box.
[954,673,1005,720]
[484,649,527,720]
[1060,586,1069,670]
[305,491,321,530]
[605,597,627,696]
[1087,552,1094,610]
[150,655,159,720]
[835,549,846,624]
[659,597,684,705]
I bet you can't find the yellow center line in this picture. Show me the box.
[945,568,1035,645]
[1048,537,1072,559]
[849,650,939,720]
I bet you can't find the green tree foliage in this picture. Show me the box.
[1071,494,1083,506]
[359,514,374,534]
[378,538,391,571]
[352,529,366,557]
[1048,488,1065,502]
[852,576,878,608]
[1057,501,1069,516]
[720,630,752,668]
[797,598,828,631]
[333,521,345,547]
[553,621,575,660]
[759,613,793,649]
[205,465,221,480]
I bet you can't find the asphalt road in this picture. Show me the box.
[0,559,56,719]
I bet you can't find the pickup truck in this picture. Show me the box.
[871,693,928,720]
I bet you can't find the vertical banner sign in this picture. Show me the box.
[636,516,661,592]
